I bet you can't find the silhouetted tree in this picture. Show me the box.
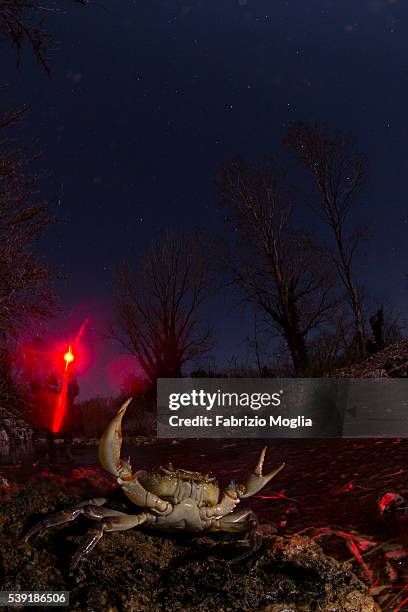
[382,309,405,347]
[0,0,88,72]
[0,110,54,407]
[77,396,117,438]
[366,307,384,354]
[286,122,367,359]
[366,306,404,354]
[113,230,212,384]
[0,1,84,414]
[0,110,54,341]
[218,156,339,374]
[120,372,149,397]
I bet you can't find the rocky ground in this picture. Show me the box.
[0,434,408,609]
[1,340,408,610]
[332,340,408,378]
[0,406,33,447]
[0,472,380,612]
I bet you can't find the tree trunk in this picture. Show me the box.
[336,235,366,358]
[284,327,309,375]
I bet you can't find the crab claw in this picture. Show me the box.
[238,447,285,499]
[98,398,133,479]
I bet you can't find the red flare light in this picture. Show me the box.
[64,345,75,369]
[16,316,90,434]
[50,318,89,434]
[51,344,76,434]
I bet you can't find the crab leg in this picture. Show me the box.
[98,398,172,515]
[211,508,254,533]
[200,480,240,520]
[24,498,108,541]
[211,508,263,562]
[118,476,172,515]
[230,510,263,562]
[24,497,148,571]
[69,512,148,572]
[238,447,285,499]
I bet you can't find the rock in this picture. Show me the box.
[0,406,33,444]
[0,473,10,490]
[0,470,20,501]
[332,340,408,378]
[0,428,9,446]
[0,487,380,612]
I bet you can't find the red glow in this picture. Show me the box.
[395,595,408,612]
[301,527,377,584]
[106,354,147,394]
[51,319,89,433]
[346,538,373,582]
[256,489,299,502]
[337,481,354,494]
[378,491,404,514]
[52,366,70,433]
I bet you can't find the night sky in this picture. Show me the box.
[2,0,408,397]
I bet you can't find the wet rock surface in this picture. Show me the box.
[0,481,380,612]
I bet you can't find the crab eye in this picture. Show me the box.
[227,480,237,493]
[236,483,245,495]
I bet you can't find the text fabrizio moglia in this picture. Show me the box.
[167,390,313,429]
[168,415,312,429]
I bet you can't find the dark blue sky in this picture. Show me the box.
[2,0,408,397]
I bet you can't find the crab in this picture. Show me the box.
[25,398,285,571]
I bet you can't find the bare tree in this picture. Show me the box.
[382,308,405,347]
[285,122,367,358]
[366,305,405,353]
[0,110,54,339]
[113,231,213,384]
[0,110,54,406]
[218,156,339,374]
[0,0,88,72]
